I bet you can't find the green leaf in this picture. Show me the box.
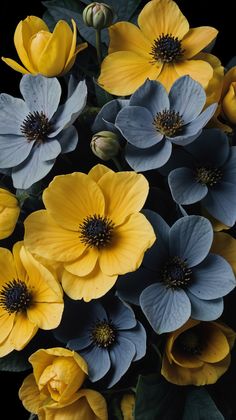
[183,388,224,420]
[0,350,30,372]
[135,374,186,420]
[108,0,143,21]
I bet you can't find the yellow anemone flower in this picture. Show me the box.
[24,164,156,301]
[2,16,88,77]
[19,347,108,420]
[0,242,64,357]
[98,0,218,94]
[0,188,20,239]
[220,66,236,125]
[161,319,236,386]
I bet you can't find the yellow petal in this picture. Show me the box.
[98,51,162,96]
[108,22,151,58]
[0,335,15,357]
[76,389,108,420]
[22,15,49,35]
[0,206,20,240]
[88,164,114,182]
[121,394,135,420]
[62,42,88,75]
[64,19,77,70]
[0,188,19,207]
[37,20,73,76]
[43,172,105,231]
[62,264,117,302]
[138,0,189,42]
[12,242,28,283]
[0,247,17,287]
[198,53,224,107]
[213,321,236,350]
[24,210,85,262]
[10,313,38,350]
[157,63,180,91]
[28,30,52,72]
[65,247,99,277]
[27,302,63,330]
[211,232,236,274]
[99,213,156,276]
[98,171,149,225]
[198,323,230,363]
[0,313,15,344]
[174,59,213,88]
[222,82,236,124]
[1,57,30,74]
[182,27,218,59]
[165,319,200,363]
[19,374,41,415]
[222,66,236,97]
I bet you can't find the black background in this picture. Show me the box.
[0,0,235,418]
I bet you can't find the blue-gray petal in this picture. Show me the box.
[202,182,236,227]
[140,282,191,334]
[169,76,206,123]
[20,74,61,120]
[0,135,34,168]
[180,103,217,138]
[168,167,208,205]
[92,98,129,133]
[39,139,61,161]
[167,130,202,146]
[0,94,29,135]
[107,336,136,388]
[50,80,87,136]
[186,128,229,167]
[188,291,224,321]
[188,253,236,300]
[116,106,163,148]
[169,215,213,267]
[57,125,78,154]
[130,79,169,117]
[120,321,146,361]
[106,297,136,330]
[125,140,172,171]
[80,345,111,382]
[223,146,236,183]
[142,210,169,270]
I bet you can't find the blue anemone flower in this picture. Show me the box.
[115,76,217,171]
[54,296,146,388]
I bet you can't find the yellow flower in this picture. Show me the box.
[161,319,236,386]
[98,0,218,94]
[221,66,236,125]
[211,232,236,274]
[120,393,135,420]
[2,16,88,77]
[24,164,156,301]
[0,188,20,239]
[19,347,108,420]
[0,242,63,357]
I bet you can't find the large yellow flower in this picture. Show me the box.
[98,0,218,94]
[2,16,87,77]
[0,188,20,239]
[0,242,63,357]
[19,347,108,420]
[161,319,236,386]
[24,164,156,301]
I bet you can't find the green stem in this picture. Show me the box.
[112,157,123,171]
[95,29,102,66]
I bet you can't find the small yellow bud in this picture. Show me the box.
[91,131,120,161]
[83,2,114,30]
[222,82,236,125]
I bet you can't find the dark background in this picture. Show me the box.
[0,0,235,418]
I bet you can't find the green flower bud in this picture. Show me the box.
[91,131,121,161]
[83,2,114,30]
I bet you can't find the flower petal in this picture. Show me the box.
[1,57,29,74]
[198,323,229,363]
[0,93,29,135]
[106,298,136,330]
[142,210,169,270]
[211,232,236,274]
[168,167,208,205]
[19,374,41,415]
[27,302,63,330]
[88,164,114,183]
[169,215,213,267]
[130,78,169,116]
[125,140,172,171]
[107,336,136,388]
[10,313,38,350]
[202,182,236,227]
[108,22,151,58]
[92,99,128,133]
[65,247,99,277]
[174,59,213,88]
[0,313,15,344]
[0,247,17,286]
[121,322,146,361]
[188,291,223,321]
[0,134,33,168]
[79,345,110,382]
[64,19,77,69]
[157,63,180,91]
[140,282,191,333]
[57,125,78,154]
[188,254,236,300]
[98,51,162,96]
[182,27,218,59]
[116,266,157,305]
[20,74,61,119]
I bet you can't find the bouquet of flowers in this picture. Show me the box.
[1,0,236,418]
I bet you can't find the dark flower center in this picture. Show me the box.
[194,167,222,187]
[21,111,51,144]
[91,320,116,348]
[79,214,114,249]
[160,256,192,288]
[0,279,32,314]
[150,33,184,63]
[153,109,184,137]
[175,328,202,355]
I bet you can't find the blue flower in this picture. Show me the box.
[167,128,236,226]
[118,212,235,334]
[54,296,146,387]
[115,76,217,171]
[0,74,87,189]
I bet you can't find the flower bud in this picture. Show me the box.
[83,2,114,30]
[222,82,236,125]
[91,131,120,161]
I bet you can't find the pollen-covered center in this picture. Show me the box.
[150,33,184,63]
[175,328,202,355]
[160,256,192,289]
[91,320,116,348]
[79,214,114,249]
[153,109,184,137]
[0,279,32,313]
[194,167,223,187]
[21,111,51,144]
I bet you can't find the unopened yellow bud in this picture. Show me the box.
[91,131,120,161]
